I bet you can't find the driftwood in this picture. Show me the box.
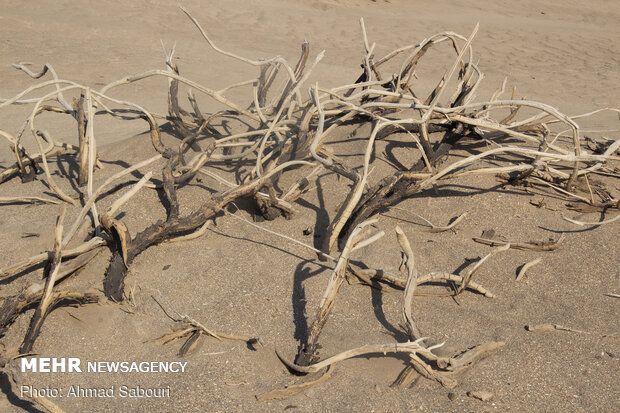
[0,290,98,339]
[516,257,542,281]
[396,226,422,341]
[276,224,505,391]
[0,355,67,413]
[295,219,385,366]
[0,6,618,402]
[255,366,334,402]
[19,207,67,353]
[152,294,262,356]
[473,233,565,251]
[278,338,505,386]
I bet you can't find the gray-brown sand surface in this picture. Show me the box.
[1,1,618,412]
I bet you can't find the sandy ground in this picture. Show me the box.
[0,1,619,412]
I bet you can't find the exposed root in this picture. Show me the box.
[255,366,334,402]
[0,7,617,400]
[152,294,261,356]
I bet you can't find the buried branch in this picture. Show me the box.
[152,294,261,356]
[0,8,618,401]
[278,225,505,389]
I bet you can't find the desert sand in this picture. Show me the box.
[0,1,618,412]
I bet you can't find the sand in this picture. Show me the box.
[0,1,618,412]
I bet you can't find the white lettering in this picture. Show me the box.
[59,359,187,374]
[21,357,83,373]
[68,357,82,372]
[51,358,65,373]
[20,385,60,398]
[67,385,115,398]
[118,385,171,398]
[107,361,120,373]
[98,361,107,372]
[39,358,50,373]
[21,358,37,373]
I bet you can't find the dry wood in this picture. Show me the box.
[566,199,619,213]
[0,196,61,205]
[416,272,496,298]
[224,208,334,261]
[438,341,505,371]
[280,336,504,377]
[455,244,510,296]
[19,249,102,295]
[280,339,430,374]
[155,319,262,357]
[473,233,565,251]
[165,219,213,243]
[11,62,73,111]
[0,11,618,396]
[516,257,542,281]
[395,226,422,341]
[0,291,98,339]
[0,129,82,184]
[63,154,162,246]
[394,225,424,387]
[31,130,79,206]
[0,237,106,280]
[468,391,494,402]
[525,324,619,339]
[391,365,419,388]
[525,324,587,334]
[153,293,261,356]
[411,211,468,233]
[1,356,67,413]
[104,159,312,301]
[297,220,383,366]
[561,213,620,226]
[19,206,67,353]
[348,267,496,297]
[75,92,88,187]
[84,89,100,229]
[255,366,334,402]
[409,353,458,388]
